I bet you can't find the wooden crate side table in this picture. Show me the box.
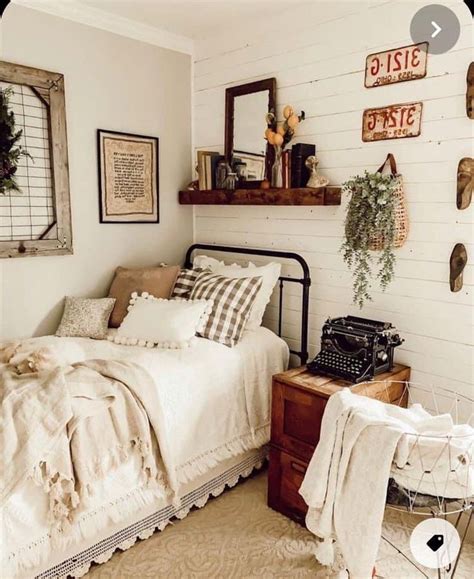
[267,364,411,525]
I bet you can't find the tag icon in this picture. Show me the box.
[426,534,444,552]
[410,519,460,569]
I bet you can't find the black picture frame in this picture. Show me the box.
[97,129,159,224]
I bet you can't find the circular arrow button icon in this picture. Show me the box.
[410,4,461,54]
[431,21,442,38]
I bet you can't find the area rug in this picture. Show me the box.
[85,470,474,578]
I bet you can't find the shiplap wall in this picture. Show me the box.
[193,0,473,396]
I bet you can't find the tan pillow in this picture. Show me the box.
[108,265,180,327]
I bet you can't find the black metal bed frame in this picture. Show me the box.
[185,244,311,365]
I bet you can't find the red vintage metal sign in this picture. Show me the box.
[365,42,428,88]
[362,102,423,142]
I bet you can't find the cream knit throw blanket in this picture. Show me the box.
[299,390,404,579]
[299,389,474,578]
[1,359,164,534]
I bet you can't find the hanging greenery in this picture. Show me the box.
[0,86,30,195]
[341,170,397,309]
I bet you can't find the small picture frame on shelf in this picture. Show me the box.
[233,151,266,181]
[97,129,159,223]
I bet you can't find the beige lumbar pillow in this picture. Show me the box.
[107,264,180,328]
[111,293,213,349]
[56,296,116,339]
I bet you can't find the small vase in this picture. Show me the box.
[271,146,283,188]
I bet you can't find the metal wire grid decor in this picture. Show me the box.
[0,81,55,242]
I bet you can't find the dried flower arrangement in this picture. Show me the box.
[264,105,305,150]
[263,105,305,187]
[341,170,398,308]
[0,87,30,195]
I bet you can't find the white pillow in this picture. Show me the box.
[193,255,281,331]
[110,293,213,349]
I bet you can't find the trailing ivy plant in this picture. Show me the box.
[341,170,397,308]
[0,86,30,195]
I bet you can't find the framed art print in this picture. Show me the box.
[98,130,159,223]
[234,151,266,180]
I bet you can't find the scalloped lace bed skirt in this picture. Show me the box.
[6,447,267,579]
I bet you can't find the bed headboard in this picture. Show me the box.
[185,244,311,365]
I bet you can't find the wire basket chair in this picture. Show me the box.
[354,379,473,578]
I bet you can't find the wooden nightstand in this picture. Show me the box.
[267,364,411,525]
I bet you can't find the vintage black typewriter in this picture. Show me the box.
[307,316,403,384]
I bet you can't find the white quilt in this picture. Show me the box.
[10,327,287,485]
[2,327,288,577]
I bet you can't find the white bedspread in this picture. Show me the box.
[2,327,288,577]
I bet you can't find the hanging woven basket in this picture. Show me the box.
[369,153,409,251]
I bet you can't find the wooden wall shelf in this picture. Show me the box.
[179,186,341,206]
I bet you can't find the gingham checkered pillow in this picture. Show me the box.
[190,271,262,347]
[171,268,205,299]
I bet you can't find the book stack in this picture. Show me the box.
[197,151,221,190]
[291,143,316,188]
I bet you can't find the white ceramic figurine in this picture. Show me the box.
[305,155,329,188]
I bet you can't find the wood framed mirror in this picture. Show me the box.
[0,61,72,259]
[225,78,276,185]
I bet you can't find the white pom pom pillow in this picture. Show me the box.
[110,292,213,349]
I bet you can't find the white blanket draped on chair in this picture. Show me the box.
[299,389,474,578]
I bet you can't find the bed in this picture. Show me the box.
[2,245,311,579]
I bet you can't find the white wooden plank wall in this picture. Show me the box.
[192,0,473,396]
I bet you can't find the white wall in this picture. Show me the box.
[0,4,193,338]
[193,0,473,395]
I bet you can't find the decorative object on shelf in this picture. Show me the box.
[281,150,291,188]
[0,87,31,195]
[271,146,283,188]
[467,62,474,119]
[365,42,428,88]
[185,179,199,191]
[224,172,237,190]
[197,150,220,190]
[216,158,230,189]
[341,153,408,308]
[305,156,329,188]
[225,78,276,185]
[234,161,247,184]
[362,102,422,142]
[0,61,73,259]
[260,179,271,190]
[457,158,473,210]
[449,243,467,292]
[265,104,305,187]
[233,151,265,181]
[265,105,305,150]
[197,151,206,189]
[291,143,316,188]
[98,129,159,223]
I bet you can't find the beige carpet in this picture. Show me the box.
[86,471,474,578]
